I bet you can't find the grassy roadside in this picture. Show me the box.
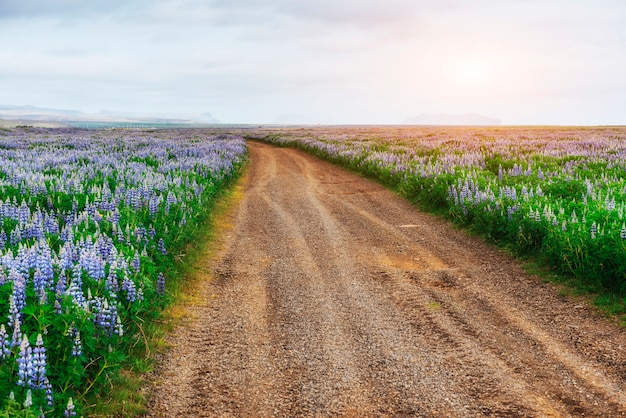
[247,136,626,326]
[84,161,248,417]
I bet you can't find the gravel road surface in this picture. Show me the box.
[148,141,626,417]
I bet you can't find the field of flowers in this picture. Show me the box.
[250,126,626,301]
[0,127,246,416]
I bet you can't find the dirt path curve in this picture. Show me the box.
[148,141,626,417]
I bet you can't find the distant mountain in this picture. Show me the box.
[403,113,501,126]
[0,105,221,124]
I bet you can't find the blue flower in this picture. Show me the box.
[131,251,141,272]
[32,333,48,389]
[71,331,82,357]
[156,273,165,295]
[121,275,137,303]
[64,397,76,417]
[0,325,10,359]
[11,269,27,316]
[17,335,34,388]
[158,238,167,255]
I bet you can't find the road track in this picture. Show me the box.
[148,141,626,417]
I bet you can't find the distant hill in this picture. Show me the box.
[0,105,221,124]
[403,113,501,126]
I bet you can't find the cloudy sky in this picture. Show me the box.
[1,0,625,124]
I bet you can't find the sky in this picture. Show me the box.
[1,0,625,125]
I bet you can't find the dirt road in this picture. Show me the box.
[148,141,626,417]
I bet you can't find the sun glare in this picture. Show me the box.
[444,57,495,88]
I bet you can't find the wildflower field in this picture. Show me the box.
[0,127,246,416]
[250,126,626,303]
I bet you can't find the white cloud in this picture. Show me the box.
[0,0,625,124]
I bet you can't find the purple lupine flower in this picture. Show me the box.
[59,225,71,242]
[32,333,47,389]
[9,292,22,332]
[93,297,118,336]
[33,268,46,297]
[43,376,53,406]
[71,332,82,357]
[80,249,105,281]
[105,270,119,293]
[115,316,124,337]
[56,270,67,296]
[134,226,146,243]
[166,191,177,206]
[131,251,140,272]
[9,225,22,245]
[64,397,76,417]
[116,224,125,242]
[149,196,159,216]
[66,279,86,308]
[8,276,26,326]
[37,241,55,285]
[59,242,74,270]
[116,254,129,273]
[15,247,30,277]
[71,262,83,287]
[10,315,22,349]
[17,334,34,388]
[621,223,626,239]
[158,238,167,255]
[107,242,119,264]
[44,213,59,234]
[0,325,10,359]
[156,273,165,295]
[111,208,120,224]
[96,235,113,260]
[121,275,137,302]
[125,224,132,245]
[18,201,30,226]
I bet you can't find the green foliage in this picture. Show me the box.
[0,130,247,416]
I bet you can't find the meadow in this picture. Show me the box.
[3,123,626,415]
[0,127,246,416]
[249,126,626,309]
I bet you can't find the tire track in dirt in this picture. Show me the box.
[148,141,626,417]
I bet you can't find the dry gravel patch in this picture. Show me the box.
[147,141,626,417]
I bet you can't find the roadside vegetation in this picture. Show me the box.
[0,127,246,416]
